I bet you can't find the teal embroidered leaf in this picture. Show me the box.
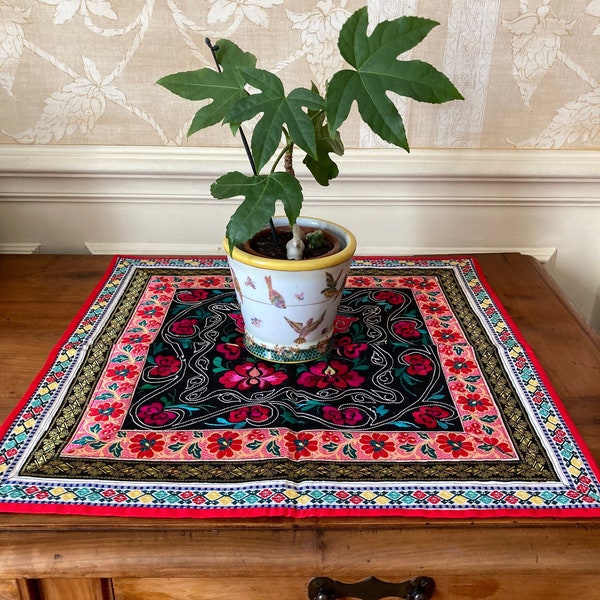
[187,442,202,459]
[108,442,122,457]
[343,443,358,459]
[267,440,281,457]
[420,443,437,459]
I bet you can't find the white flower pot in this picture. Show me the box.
[224,216,357,363]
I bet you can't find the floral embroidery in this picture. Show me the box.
[403,353,434,376]
[284,432,317,459]
[129,433,165,458]
[137,401,177,426]
[457,393,492,413]
[360,433,395,459]
[437,433,474,458]
[89,401,125,422]
[170,318,198,336]
[106,364,139,381]
[219,361,288,390]
[322,405,363,426]
[228,405,270,423]
[148,355,181,377]
[393,320,421,339]
[206,431,243,459]
[297,360,365,389]
[412,405,452,428]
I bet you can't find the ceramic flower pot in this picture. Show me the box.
[224,216,357,363]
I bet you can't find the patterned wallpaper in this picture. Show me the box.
[1,0,600,150]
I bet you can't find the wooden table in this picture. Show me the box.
[0,253,599,600]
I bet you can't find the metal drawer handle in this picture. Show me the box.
[308,576,435,600]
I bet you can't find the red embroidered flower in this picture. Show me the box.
[437,433,474,458]
[129,432,165,458]
[89,401,125,422]
[137,305,165,319]
[138,401,177,426]
[412,405,451,428]
[393,320,421,339]
[359,433,395,459]
[323,406,364,426]
[457,393,492,413]
[422,302,446,315]
[219,362,288,390]
[148,355,181,377]
[149,282,174,294]
[106,364,139,381]
[196,277,222,287]
[207,431,243,459]
[333,315,359,334]
[481,436,513,455]
[178,289,209,302]
[122,333,153,345]
[374,290,405,305]
[170,318,198,336]
[403,353,434,376]
[433,329,461,344]
[297,360,365,389]
[284,432,318,459]
[228,405,270,423]
[229,313,245,332]
[216,337,244,360]
[444,358,477,375]
[335,335,368,359]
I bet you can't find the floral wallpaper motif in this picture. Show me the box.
[1,0,600,149]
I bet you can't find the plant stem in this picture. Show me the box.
[205,37,280,247]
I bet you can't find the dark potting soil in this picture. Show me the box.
[248,229,335,260]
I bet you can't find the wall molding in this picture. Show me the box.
[1,145,600,207]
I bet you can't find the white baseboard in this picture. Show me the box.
[85,241,556,266]
[0,243,40,254]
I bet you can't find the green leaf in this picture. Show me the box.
[225,67,325,171]
[211,170,303,250]
[303,103,344,186]
[327,7,463,151]
[156,39,257,136]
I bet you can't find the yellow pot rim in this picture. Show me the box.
[224,217,357,272]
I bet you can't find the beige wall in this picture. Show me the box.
[2,0,600,151]
[1,1,600,333]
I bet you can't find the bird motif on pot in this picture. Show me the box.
[265,275,286,308]
[284,310,326,344]
[321,270,344,298]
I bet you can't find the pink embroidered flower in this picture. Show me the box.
[216,337,244,360]
[207,431,243,459]
[149,282,174,295]
[359,433,395,459]
[129,432,165,458]
[148,355,181,377]
[219,362,288,390]
[89,401,125,422]
[284,432,318,459]
[138,401,177,426]
[228,405,270,423]
[403,353,434,376]
[393,320,421,339]
[437,433,474,458]
[298,360,365,389]
[422,302,446,315]
[170,318,198,336]
[374,290,405,305]
[178,289,209,302]
[323,405,364,426]
[335,335,368,359]
[98,423,120,440]
[412,405,451,428]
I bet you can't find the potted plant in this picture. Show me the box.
[157,7,462,363]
